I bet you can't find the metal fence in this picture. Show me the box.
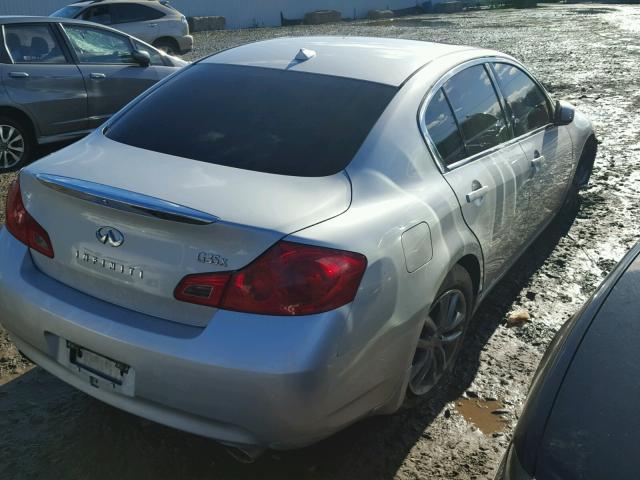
[0,0,423,28]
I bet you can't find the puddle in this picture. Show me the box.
[455,398,508,434]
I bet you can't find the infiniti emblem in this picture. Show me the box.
[96,227,124,248]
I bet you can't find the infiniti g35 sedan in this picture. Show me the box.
[0,37,596,459]
[0,16,186,172]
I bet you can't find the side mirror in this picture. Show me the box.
[554,100,575,126]
[132,49,151,67]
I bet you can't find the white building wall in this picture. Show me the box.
[0,0,422,28]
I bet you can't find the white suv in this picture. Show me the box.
[51,0,193,55]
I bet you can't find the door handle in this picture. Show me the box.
[531,155,545,173]
[90,72,106,79]
[466,184,489,204]
[8,72,29,78]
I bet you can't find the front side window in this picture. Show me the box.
[111,4,165,23]
[444,64,510,158]
[81,5,113,25]
[3,24,66,64]
[492,63,552,137]
[424,89,466,166]
[64,25,134,64]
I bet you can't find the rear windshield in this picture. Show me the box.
[50,6,83,18]
[106,63,398,177]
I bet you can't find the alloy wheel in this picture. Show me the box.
[409,289,468,396]
[0,124,25,169]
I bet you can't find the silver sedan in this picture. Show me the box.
[0,37,596,460]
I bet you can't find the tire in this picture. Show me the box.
[0,115,33,173]
[405,265,474,404]
[153,37,180,56]
[562,136,597,213]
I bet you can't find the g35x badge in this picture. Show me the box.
[198,251,229,267]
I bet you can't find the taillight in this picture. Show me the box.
[5,179,54,258]
[174,242,367,315]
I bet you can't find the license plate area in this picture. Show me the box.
[63,340,135,396]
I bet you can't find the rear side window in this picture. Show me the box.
[81,5,113,25]
[444,64,510,158]
[492,63,552,137]
[106,64,398,177]
[3,24,66,64]
[111,4,165,23]
[424,89,466,166]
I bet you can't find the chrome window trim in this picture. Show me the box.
[418,56,555,174]
[35,173,219,225]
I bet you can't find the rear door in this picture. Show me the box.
[491,62,574,232]
[60,23,160,129]
[108,3,166,44]
[1,23,88,137]
[423,63,534,286]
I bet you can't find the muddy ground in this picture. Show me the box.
[1,3,639,479]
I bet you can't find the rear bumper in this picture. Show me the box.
[176,35,193,54]
[0,229,398,449]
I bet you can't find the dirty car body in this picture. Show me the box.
[0,37,596,454]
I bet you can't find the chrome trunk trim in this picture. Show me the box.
[35,173,218,225]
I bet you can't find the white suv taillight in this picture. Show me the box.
[5,179,54,258]
[175,241,367,315]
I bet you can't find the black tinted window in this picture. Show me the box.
[106,64,397,177]
[4,24,66,64]
[444,64,510,158]
[424,89,466,166]
[493,63,552,136]
[112,4,165,23]
[82,5,113,25]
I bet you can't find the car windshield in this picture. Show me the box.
[50,5,83,18]
[105,63,398,177]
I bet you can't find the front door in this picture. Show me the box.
[61,24,160,128]
[423,64,534,287]
[491,62,575,233]
[2,23,88,137]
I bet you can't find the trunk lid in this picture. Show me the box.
[21,134,351,327]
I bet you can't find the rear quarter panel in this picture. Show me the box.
[287,62,483,412]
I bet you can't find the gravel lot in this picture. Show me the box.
[2,3,640,479]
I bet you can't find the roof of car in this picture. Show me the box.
[203,37,492,87]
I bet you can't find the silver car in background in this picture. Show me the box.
[51,0,193,55]
[0,37,596,459]
[0,16,186,172]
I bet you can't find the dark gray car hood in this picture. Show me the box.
[535,253,640,479]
